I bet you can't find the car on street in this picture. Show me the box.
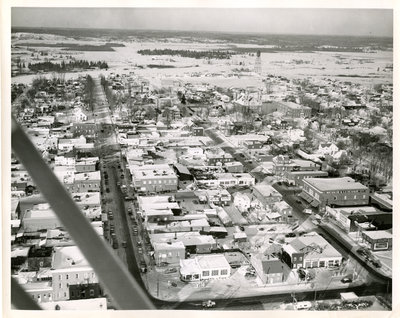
[303,208,313,214]
[285,232,296,238]
[164,267,178,274]
[121,241,127,248]
[202,300,216,308]
[341,277,353,283]
[139,261,147,273]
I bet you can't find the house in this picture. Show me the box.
[281,234,342,269]
[251,254,286,284]
[225,161,244,173]
[317,143,339,156]
[301,177,369,208]
[153,241,186,265]
[179,254,231,282]
[205,189,231,206]
[361,230,392,251]
[233,192,252,212]
[273,201,293,222]
[252,184,282,208]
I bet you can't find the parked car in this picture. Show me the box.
[164,267,178,274]
[202,300,216,308]
[341,277,353,283]
[285,232,296,238]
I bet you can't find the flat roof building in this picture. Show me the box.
[302,177,369,208]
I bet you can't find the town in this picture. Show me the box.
[9,25,393,311]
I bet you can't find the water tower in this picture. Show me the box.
[254,50,262,74]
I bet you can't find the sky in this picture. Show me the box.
[11,7,393,37]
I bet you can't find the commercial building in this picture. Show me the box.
[130,164,178,193]
[179,254,231,282]
[301,177,369,208]
[325,206,392,233]
[285,170,328,187]
[361,230,392,251]
[281,234,343,269]
[153,241,186,265]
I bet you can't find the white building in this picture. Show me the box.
[179,254,231,282]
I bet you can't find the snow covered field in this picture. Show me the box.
[12,33,392,87]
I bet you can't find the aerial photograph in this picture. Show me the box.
[8,5,394,312]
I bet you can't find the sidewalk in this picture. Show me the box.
[145,266,363,303]
[320,220,392,279]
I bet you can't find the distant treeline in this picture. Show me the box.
[146,64,175,68]
[138,49,234,59]
[15,42,125,51]
[28,60,109,72]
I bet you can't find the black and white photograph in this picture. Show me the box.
[2,1,397,315]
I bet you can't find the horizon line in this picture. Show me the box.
[10,25,393,39]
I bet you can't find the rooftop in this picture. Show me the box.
[304,177,368,191]
[253,184,282,198]
[196,254,230,269]
[362,230,392,240]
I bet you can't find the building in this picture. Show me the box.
[205,189,231,206]
[281,234,342,269]
[70,123,96,136]
[153,241,186,265]
[27,246,53,271]
[301,177,369,208]
[22,204,63,232]
[23,282,54,303]
[259,101,311,118]
[150,232,217,254]
[251,255,286,284]
[130,164,178,193]
[273,155,320,177]
[75,157,98,173]
[325,206,392,233]
[179,254,231,282]
[273,201,293,222]
[192,126,204,136]
[69,283,102,300]
[317,143,339,156]
[252,184,282,208]
[225,161,244,173]
[51,246,99,301]
[361,230,392,251]
[64,171,101,193]
[205,150,234,166]
[285,170,329,187]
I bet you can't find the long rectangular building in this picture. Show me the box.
[302,177,369,208]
